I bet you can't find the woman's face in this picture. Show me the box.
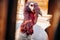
[29,3,34,12]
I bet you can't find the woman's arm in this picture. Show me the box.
[23,20,32,25]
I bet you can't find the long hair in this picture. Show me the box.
[20,2,42,35]
[23,2,42,24]
[24,2,41,15]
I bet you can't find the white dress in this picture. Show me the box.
[15,23,48,40]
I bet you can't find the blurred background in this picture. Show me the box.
[0,0,60,40]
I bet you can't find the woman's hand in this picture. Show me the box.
[23,20,32,24]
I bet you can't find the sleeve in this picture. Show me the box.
[34,13,38,25]
[24,12,29,21]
